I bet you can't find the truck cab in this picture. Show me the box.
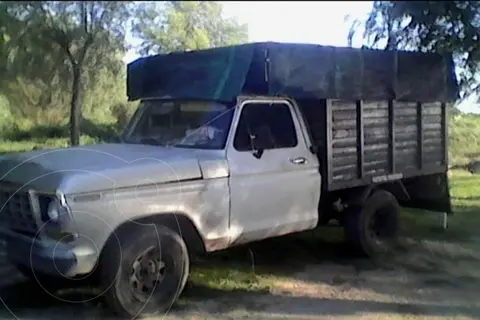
[121,96,322,247]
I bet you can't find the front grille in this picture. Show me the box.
[0,183,38,235]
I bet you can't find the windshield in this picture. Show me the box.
[123,100,234,149]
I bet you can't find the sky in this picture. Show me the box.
[123,1,477,113]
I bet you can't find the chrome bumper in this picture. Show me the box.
[0,228,98,278]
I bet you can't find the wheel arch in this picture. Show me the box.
[100,212,207,260]
[342,181,409,208]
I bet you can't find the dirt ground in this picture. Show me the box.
[1,230,479,320]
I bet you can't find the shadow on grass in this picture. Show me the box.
[194,229,375,274]
[0,280,106,319]
[186,202,480,299]
[1,221,480,318]
[1,279,479,319]
[181,285,480,318]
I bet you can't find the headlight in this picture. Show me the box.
[44,195,70,223]
[47,199,60,221]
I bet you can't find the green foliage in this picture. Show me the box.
[0,119,122,155]
[355,1,480,97]
[81,65,130,123]
[0,135,103,155]
[0,1,134,144]
[132,1,248,55]
[0,2,71,122]
[0,1,248,142]
[449,113,480,165]
[0,95,12,130]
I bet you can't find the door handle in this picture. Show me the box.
[290,157,308,165]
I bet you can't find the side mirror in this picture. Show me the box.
[252,148,264,159]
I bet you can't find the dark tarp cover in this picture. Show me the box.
[127,42,459,103]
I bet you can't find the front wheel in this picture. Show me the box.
[343,189,400,258]
[100,224,190,318]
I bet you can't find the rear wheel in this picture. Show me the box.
[100,224,190,318]
[343,189,400,257]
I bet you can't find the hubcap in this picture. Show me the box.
[368,208,393,248]
[129,246,166,301]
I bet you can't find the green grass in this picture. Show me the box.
[189,267,273,292]
[401,170,480,241]
[187,170,480,293]
[0,120,120,155]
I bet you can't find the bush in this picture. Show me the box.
[449,113,480,166]
[1,118,121,144]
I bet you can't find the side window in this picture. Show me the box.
[233,102,298,151]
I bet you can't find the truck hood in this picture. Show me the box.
[0,143,217,194]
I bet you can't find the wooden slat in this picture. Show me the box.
[357,100,364,178]
[417,102,423,170]
[389,100,395,173]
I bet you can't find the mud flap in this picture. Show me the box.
[400,172,452,214]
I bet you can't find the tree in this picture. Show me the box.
[0,3,69,125]
[133,1,248,55]
[1,1,132,145]
[352,1,480,99]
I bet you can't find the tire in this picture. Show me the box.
[343,189,400,258]
[99,224,190,318]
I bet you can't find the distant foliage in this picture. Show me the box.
[449,113,480,165]
[112,103,135,128]
[0,1,249,146]
[0,95,13,131]
[132,1,249,55]
[0,1,133,145]
[353,1,480,98]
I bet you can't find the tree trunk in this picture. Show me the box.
[385,17,396,51]
[70,64,83,146]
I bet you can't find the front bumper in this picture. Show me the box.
[0,228,98,278]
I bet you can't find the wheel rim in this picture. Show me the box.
[367,207,395,249]
[129,246,166,302]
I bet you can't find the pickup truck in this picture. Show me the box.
[0,42,457,318]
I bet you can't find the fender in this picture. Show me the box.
[101,213,207,258]
[341,180,410,208]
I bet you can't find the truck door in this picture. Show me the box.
[226,98,321,245]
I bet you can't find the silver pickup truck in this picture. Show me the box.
[0,42,456,318]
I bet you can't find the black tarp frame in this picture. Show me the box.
[127,42,459,103]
